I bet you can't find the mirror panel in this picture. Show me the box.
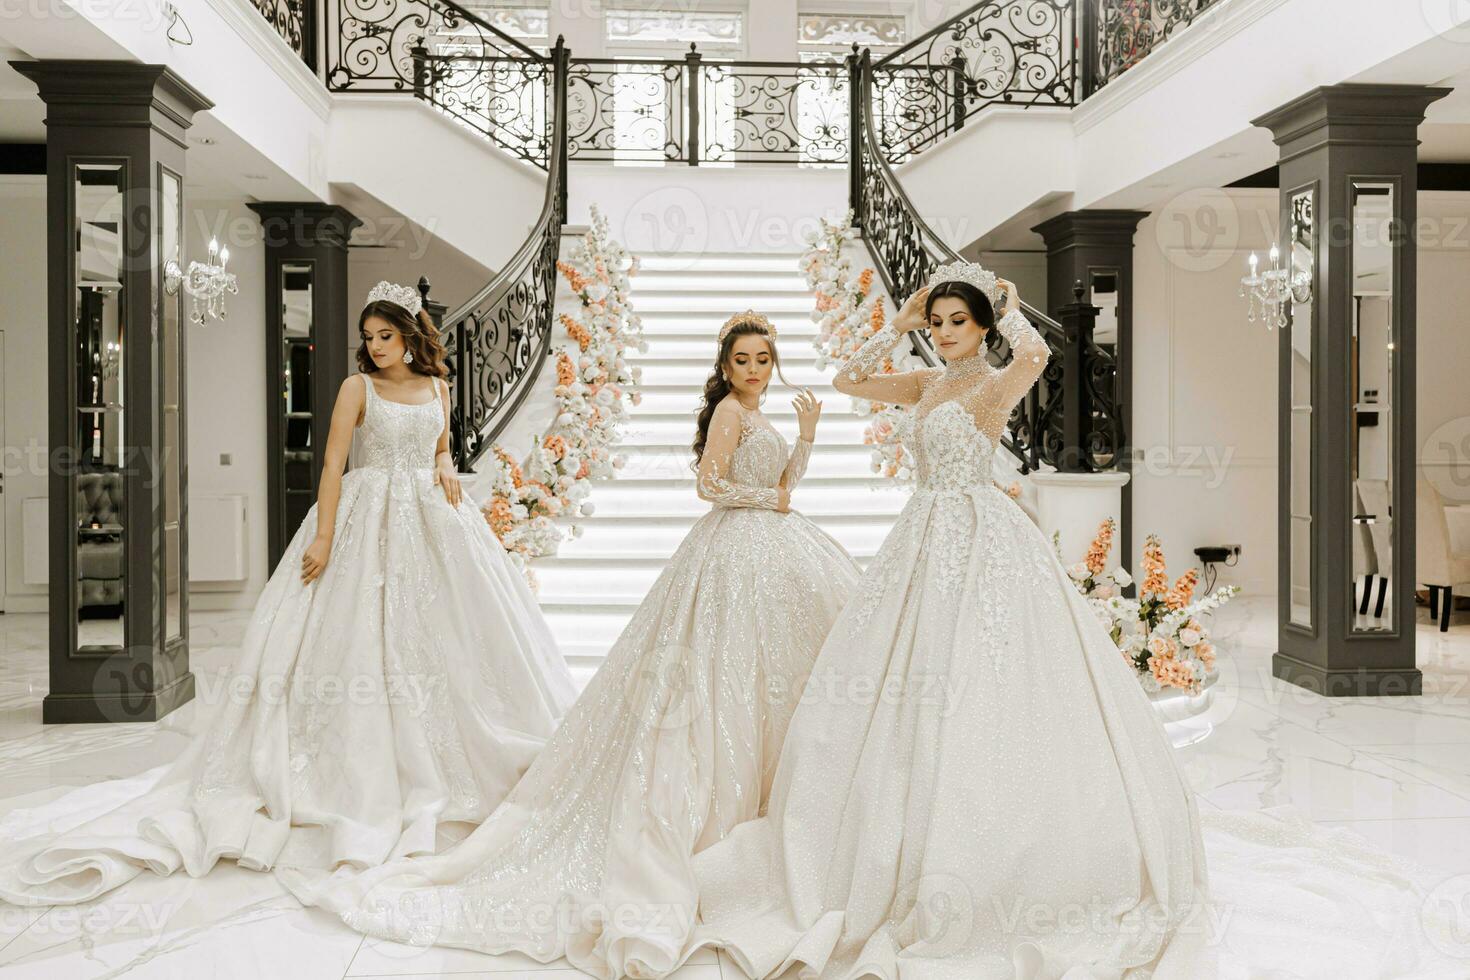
[74,162,126,650]
[160,168,184,642]
[1286,189,1314,629]
[1350,182,1395,632]
[281,262,316,540]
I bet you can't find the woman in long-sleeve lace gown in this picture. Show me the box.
[690,263,1466,979]
[281,310,864,979]
[0,282,578,906]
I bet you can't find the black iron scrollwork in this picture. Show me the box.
[251,0,315,69]
[871,0,1075,163]
[440,41,569,469]
[1093,0,1223,92]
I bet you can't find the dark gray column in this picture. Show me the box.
[1252,84,1449,696]
[14,61,212,723]
[1030,210,1147,580]
[246,203,361,569]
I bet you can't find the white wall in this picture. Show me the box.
[1131,188,1279,596]
[1416,192,1470,508]
[568,162,848,257]
[186,199,270,607]
[0,177,47,612]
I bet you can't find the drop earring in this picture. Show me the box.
[402,350,414,365]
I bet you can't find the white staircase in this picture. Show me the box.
[531,251,909,676]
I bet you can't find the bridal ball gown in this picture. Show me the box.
[281,396,864,980]
[0,373,578,906]
[690,313,1466,979]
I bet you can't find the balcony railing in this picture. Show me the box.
[1088,0,1226,94]
[250,0,316,70]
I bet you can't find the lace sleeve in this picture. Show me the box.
[989,308,1050,411]
[832,322,933,406]
[697,400,781,510]
[780,436,813,492]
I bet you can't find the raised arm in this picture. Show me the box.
[832,320,934,406]
[779,388,820,493]
[990,308,1050,407]
[697,399,788,511]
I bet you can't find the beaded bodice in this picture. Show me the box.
[357,374,444,471]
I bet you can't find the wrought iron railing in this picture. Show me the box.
[850,49,1123,473]
[870,0,1075,164]
[1089,0,1225,94]
[566,55,691,162]
[412,50,556,167]
[323,0,538,88]
[438,40,569,469]
[562,47,851,165]
[251,0,316,70]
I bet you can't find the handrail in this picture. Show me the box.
[872,0,995,70]
[440,38,569,469]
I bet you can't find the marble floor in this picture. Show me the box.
[2,596,1469,978]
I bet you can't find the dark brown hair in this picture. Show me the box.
[691,322,792,468]
[925,279,1001,354]
[355,300,448,377]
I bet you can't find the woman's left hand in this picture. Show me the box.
[996,278,1020,316]
[434,462,463,507]
[794,388,822,442]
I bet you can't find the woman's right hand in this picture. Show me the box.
[301,535,331,585]
[893,286,930,334]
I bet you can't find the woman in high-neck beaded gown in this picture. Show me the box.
[281,310,864,979]
[0,283,578,906]
[690,265,1464,979]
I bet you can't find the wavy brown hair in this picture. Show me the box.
[690,321,792,469]
[355,299,449,377]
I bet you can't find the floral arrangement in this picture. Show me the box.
[1061,520,1239,695]
[479,204,645,583]
[800,211,923,481]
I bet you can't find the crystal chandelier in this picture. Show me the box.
[164,237,239,325]
[1239,225,1312,330]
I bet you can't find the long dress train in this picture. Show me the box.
[281,397,864,979]
[0,373,578,906]
[690,315,1465,978]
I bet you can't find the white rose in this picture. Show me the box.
[1067,562,1091,582]
[579,501,596,517]
[1112,567,1133,587]
[510,504,529,521]
[1178,628,1201,648]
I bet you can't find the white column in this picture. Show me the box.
[1029,471,1131,568]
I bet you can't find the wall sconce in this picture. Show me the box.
[1239,224,1312,330]
[164,237,239,325]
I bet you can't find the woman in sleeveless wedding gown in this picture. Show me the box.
[690,266,1465,979]
[0,286,577,906]
[280,310,865,979]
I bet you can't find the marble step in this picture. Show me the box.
[634,292,816,313]
[636,253,805,273]
[640,320,829,343]
[632,272,810,293]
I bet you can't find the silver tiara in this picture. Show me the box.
[925,261,1001,306]
[365,280,422,316]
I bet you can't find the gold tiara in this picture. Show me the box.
[717,309,777,344]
